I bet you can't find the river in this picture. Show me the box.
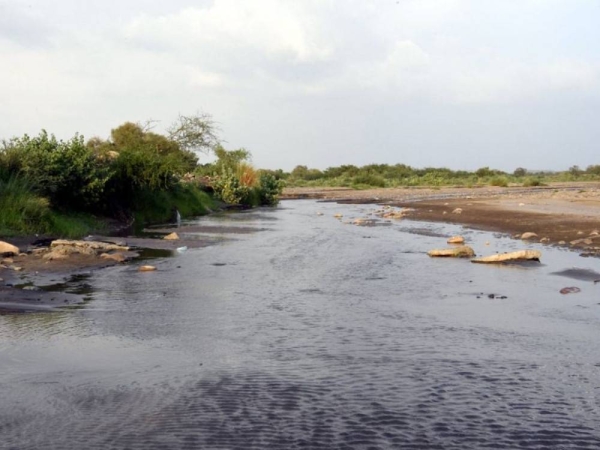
[1,200,600,449]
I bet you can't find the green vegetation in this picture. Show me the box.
[197,145,284,207]
[281,163,600,188]
[0,114,283,238]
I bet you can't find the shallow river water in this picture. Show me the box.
[2,200,600,449]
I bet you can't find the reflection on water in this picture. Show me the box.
[2,201,600,449]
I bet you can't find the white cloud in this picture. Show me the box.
[124,0,333,64]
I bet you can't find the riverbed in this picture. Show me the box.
[1,200,600,449]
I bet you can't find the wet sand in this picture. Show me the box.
[283,183,600,255]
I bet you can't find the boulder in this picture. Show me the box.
[0,241,20,257]
[100,252,127,263]
[520,232,538,240]
[471,250,541,264]
[427,246,475,258]
[164,232,180,241]
[447,236,465,244]
[43,251,69,261]
[50,240,129,254]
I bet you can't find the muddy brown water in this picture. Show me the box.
[1,200,600,449]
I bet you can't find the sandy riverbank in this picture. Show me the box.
[283,183,600,255]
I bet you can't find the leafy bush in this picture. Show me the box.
[523,177,542,187]
[212,169,251,205]
[257,173,284,206]
[489,176,509,187]
[352,173,386,188]
[2,131,111,211]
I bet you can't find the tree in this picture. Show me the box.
[167,112,220,155]
[513,167,527,177]
[569,165,582,177]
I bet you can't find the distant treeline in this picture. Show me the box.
[266,164,600,189]
[0,115,283,237]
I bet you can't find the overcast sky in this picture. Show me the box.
[1,0,599,171]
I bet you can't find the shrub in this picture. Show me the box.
[3,131,111,211]
[523,177,542,187]
[212,169,251,205]
[489,176,509,187]
[257,173,284,206]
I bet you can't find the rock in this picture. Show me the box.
[570,238,593,246]
[590,230,599,236]
[43,251,69,261]
[1,258,14,265]
[471,250,541,264]
[50,240,129,255]
[100,252,127,263]
[10,266,23,271]
[452,208,463,214]
[164,232,180,241]
[577,231,584,235]
[334,214,343,219]
[0,241,20,257]
[558,241,566,245]
[316,212,324,216]
[560,287,581,294]
[447,236,465,244]
[520,232,538,240]
[540,237,550,243]
[427,246,475,258]
[138,265,157,272]
[519,203,525,206]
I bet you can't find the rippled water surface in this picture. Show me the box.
[2,200,600,449]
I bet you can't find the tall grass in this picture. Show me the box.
[0,174,51,235]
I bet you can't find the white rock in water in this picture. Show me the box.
[471,250,541,264]
[427,246,475,258]
[520,232,538,240]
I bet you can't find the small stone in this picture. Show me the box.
[11,266,23,271]
[577,231,584,235]
[316,212,324,216]
[519,203,525,206]
[138,265,157,272]
[1,258,14,265]
[558,241,566,245]
[334,213,343,219]
[452,208,463,214]
[540,237,550,243]
[447,236,465,244]
[590,230,599,236]
[164,232,179,241]
[560,287,581,294]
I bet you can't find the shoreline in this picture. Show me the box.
[282,183,600,256]
[3,185,599,313]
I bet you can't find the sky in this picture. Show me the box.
[1,0,599,172]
